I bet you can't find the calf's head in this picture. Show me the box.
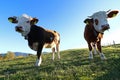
[8,14,38,36]
[84,10,119,33]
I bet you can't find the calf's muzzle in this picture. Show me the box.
[101,24,110,31]
[15,26,23,32]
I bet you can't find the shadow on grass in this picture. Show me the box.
[2,62,35,74]
[94,58,120,80]
[1,58,59,78]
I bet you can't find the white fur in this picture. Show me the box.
[35,57,42,66]
[16,14,32,36]
[93,46,97,55]
[91,43,97,54]
[90,11,108,33]
[52,50,60,60]
[58,52,60,59]
[89,51,93,59]
[44,42,56,48]
[52,50,55,60]
[30,42,39,51]
[100,53,107,60]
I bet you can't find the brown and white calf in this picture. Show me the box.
[8,14,60,66]
[84,10,119,60]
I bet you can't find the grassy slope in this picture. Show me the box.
[0,46,120,80]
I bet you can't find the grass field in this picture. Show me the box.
[0,45,120,80]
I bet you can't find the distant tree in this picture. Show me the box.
[17,56,24,59]
[0,54,3,60]
[4,51,15,60]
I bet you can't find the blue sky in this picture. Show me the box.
[0,0,120,53]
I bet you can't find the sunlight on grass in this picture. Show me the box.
[0,45,120,80]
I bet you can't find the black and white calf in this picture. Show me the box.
[8,14,60,66]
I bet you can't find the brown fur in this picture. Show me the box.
[84,19,103,53]
[84,10,119,55]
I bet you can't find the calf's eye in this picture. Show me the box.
[26,21,30,23]
[95,19,99,25]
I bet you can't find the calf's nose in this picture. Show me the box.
[101,24,110,31]
[15,26,23,32]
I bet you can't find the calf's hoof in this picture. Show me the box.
[88,56,93,59]
[35,59,41,66]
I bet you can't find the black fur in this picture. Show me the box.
[27,25,55,59]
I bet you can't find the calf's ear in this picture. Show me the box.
[84,18,93,25]
[107,10,119,18]
[31,18,39,25]
[84,19,89,25]
[8,16,18,23]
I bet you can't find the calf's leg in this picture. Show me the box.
[88,43,93,59]
[52,47,55,60]
[35,44,43,66]
[56,43,60,59]
[97,41,106,60]
[91,43,97,54]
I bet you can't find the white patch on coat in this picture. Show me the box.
[44,42,56,48]
[30,41,56,51]
[29,42,39,51]
[35,57,42,66]
[89,51,93,59]
[89,11,108,33]
[91,43,97,54]
[100,53,107,60]
[16,14,32,36]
